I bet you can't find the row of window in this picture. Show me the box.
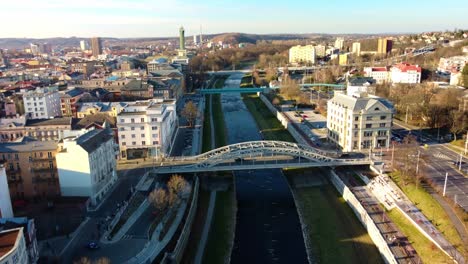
[121,141,159,146]
[119,126,158,131]
[119,117,159,123]
[121,134,158,139]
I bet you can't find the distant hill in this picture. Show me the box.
[0,33,388,49]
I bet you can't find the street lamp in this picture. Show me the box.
[415,150,421,175]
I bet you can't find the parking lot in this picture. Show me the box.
[284,109,328,145]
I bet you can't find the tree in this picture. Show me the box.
[167,174,191,204]
[280,79,301,102]
[149,188,169,213]
[181,101,198,128]
[272,97,280,106]
[74,258,91,264]
[394,135,421,185]
[460,64,468,88]
[449,110,468,141]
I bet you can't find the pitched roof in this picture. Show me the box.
[122,80,152,91]
[0,228,21,259]
[0,138,57,153]
[330,93,394,113]
[76,129,113,153]
[25,117,72,127]
[393,62,422,73]
[73,113,117,130]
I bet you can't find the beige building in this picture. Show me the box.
[327,92,394,152]
[91,37,102,57]
[0,138,60,200]
[377,38,393,55]
[289,45,316,64]
[352,42,361,56]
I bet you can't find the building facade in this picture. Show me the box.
[352,42,361,56]
[390,63,422,84]
[363,67,390,84]
[0,218,39,264]
[0,228,28,264]
[24,118,72,141]
[90,37,102,57]
[60,88,85,117]
[121,80,154,100]
[334,37,345,49]
[327,92,394,152]
[117,99,177,159]
[438,56,468,73]
[0,165,13,218]
[289,45,316,64]
[56,129,117,206]
[0,139,59,200]
[23,87,61,119]
[377,38,393,55]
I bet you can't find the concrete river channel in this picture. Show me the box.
[220,73,308,263]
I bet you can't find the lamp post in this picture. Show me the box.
[415,150,421,175]
[443,172,448,196]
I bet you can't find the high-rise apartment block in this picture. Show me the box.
[289,45,316,64]
[377,38,393,55]
[352,42,361,56]
[91,37,103,57]
[23,87,61,119]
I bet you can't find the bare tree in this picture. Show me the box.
[394,135,420,185]
[149,188,169,213]
[167,174,191,204]
[280,79,301,102]
[94,258,111,264]
[74,258,91,264]
[181,101,198,128]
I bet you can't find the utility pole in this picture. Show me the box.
[391,144,395,169]
[443,172,448,196]
[405,105,409,124]
[459,151,463,171]
[415,150,421,175]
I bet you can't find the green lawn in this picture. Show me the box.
[212,94,227,148]
[203,182,236,264]
[388,171,467,255]
[386,209,452,263]
[242,94,295,142]
[289,181,383,264]
[202,95,212,153]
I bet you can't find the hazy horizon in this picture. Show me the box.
[2,0,468,38]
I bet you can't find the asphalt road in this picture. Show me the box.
[64,167,147,263]
[390,124,468,211]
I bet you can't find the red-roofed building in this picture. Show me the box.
[390,62,422,84]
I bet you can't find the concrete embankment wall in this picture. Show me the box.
[329,169,397,264]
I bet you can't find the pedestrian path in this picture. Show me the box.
[368,174,466,263]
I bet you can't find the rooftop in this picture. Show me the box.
[0,138,57,153]
[74,113,117,130]
[76,129,114,153]
[25,117,72,127]
[330,92,394,112]
[393,62,422,73]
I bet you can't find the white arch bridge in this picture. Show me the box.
[155,141,372,174]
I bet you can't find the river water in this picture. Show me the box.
[221,73,308,264]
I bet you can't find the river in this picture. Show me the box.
[221,73,308,264]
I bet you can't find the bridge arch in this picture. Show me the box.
[166,140,343,169]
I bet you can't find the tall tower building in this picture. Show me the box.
[352,42,361,56]
[377,38,393,55]
[179,26,185,50]
[90,37,103,57]
[334,37,345,50]
[80,40,88,51]
[193,35,198,45]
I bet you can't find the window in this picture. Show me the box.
[122,142,126,146]
[140,126,144,130]
[151,118,157,122]
[142,141,146,145]
[378,130,387,136]
[153,141,158,145]
[380,116,386,120]
[49,161,53,169]
[131,127,135,131]
[119,127,125,131]
[48,152,52,158]
[132,142,136,145]
[379,123,386,127]
[131,118,135,123]
[366,116,373,121]
[131,134,136,138]
[354,116,358,121]
[364,131,373,137]
[354,131,358,137]
[152,134,157,138]
[354,124,358,129]
[121,135,125,139]
[141,118,145,122]
[14,153,18,160]
[152,126,157,130]
[120,119,125,123]
[365,124,372,128]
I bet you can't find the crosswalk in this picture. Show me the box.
[122,234,147,240]
[433,152,451,160]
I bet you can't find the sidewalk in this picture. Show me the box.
[368,172,466,263]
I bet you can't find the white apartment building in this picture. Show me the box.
[23,87,61,119]
[0,228,28,264]
[334,37,345,50]
[346,77,376,97]
[438,56,468,73]
[352,42,361,56]
[289,45,316,64]
[327,92,394,152]
[117,99,177,159]
[390,63,422,84]
[315,45,326,57]
[364,67,390,84]
[56,129,117,206]
[0,165,13,218]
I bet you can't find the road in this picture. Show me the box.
[63,167,147,263]
[390,123,468,211]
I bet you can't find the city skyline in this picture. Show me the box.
[2,0,468,38]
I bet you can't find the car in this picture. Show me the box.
[302,114,308,118]
[294,114,300,117]
[313,110,320,114]
[452,161,466,166]
[86,242,100,250]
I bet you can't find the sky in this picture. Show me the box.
[2,0,468,38]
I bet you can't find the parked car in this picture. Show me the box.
[86,242,100,250]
